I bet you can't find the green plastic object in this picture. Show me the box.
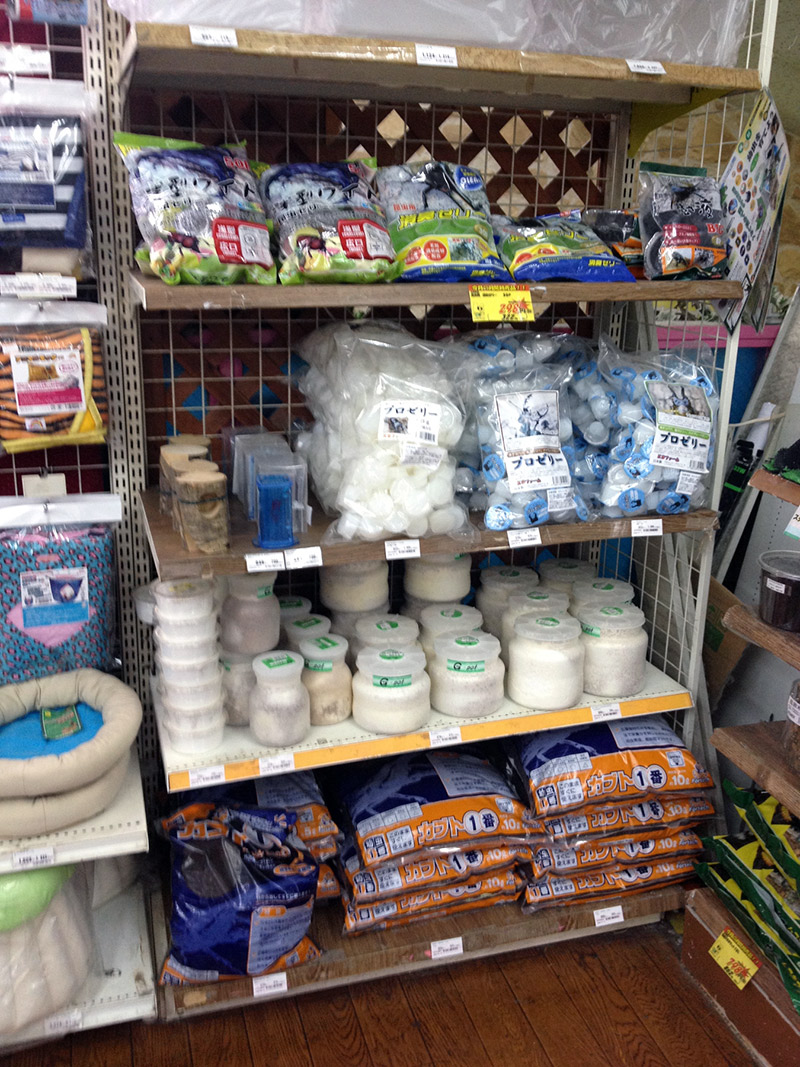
[0,864,73,932]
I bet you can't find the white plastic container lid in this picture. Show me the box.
[538,557,596,583]
[153,578,215,618]
[287,614,332,641]
[228,572,276,598]
[420,603,483,634]
[279,595,313,621]
[571,578,635,605]
[252,650,304,681]
[323,559,388,577]
[355,613,419,648]
[434,631,501,666]
[507,589,570,615]
[299,633,348,669]
[157,654,221,685]
[407,552,471,567]
[514,613,581,642]
[356,646,427,681]
[480,565,539,589]
[133,580,158,625]
[578,604,646,635]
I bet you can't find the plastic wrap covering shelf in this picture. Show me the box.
[120,25,761,108]
[139,490,717,578]
[152,879,684,1020]
[154,661,692,792]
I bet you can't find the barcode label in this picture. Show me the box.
[430,936,464,959]
[415,43,458,67]
[44,1010,82,1035]
[507,528,543,548]
[188,765,226,788]
[385,539,421,560]
[0,274,77,299]
[594,905,624,927]
[591,703,623,722]
[259,753,296,776]
[419,432,436,443]
[626,58,666,75]
[284,546,323,569]
[12,846,55,870]
[631,519,663,538]
[429,726,463,748]
[252,972,287,998]
[245,551,286,572]
[189,25,238,47]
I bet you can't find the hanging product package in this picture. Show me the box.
[581,209,643,273]
[638,162,726,280]
[376,160,508,281]
[255,159,400,285]
[296,321,472,542]
[159,800,320,985]
[513,716,714,818]
[0,300,108,454]
[0,494,121,685]
[491,212,636,284]
[114,134,276,286]
[0,77,96,277]
[594,334,718,517]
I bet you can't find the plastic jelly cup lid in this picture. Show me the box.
[514,613,580,642]
[480,566,539,588]
[571,578,635,603]
[578,604,646,633]
[507,590,570,614]
[420,603,483,633]
[355,614,419,645]
[252,651,304,680]
[154,578,215,605]
[434,631,501,662]
[279,596,313,620]
[356,646,427,676]
[288,614,332,638]
[537,558,597,580]
[759,551,800,582]
[298,633,348,667]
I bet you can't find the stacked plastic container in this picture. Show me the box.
[153,578,224,753]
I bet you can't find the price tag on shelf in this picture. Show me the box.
[469,284,535,323]
[631,518,663,538]
[22,473,67,498]
[429,726,463,748]
[507,528,542,548]
[594,905,624,928]
[0,45,52,74]
[259,753,296,776]
[188,765,226,788]
[414,43,458,68]
[626,59,666,75]
[709,927,761,989]
[189,25,238,48]
[44,1009,82,1035]
[12,846,55,870]
[590,702,623,723]
[0,274,77,300]
[284,546,323,570]
[252,972,288,998]
[430,936,463,960]
[385,539,421,560]
[785,507,800,540]
[245,551,286,573]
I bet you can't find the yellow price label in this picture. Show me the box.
[469,284,535,323]
[709,926,762,990]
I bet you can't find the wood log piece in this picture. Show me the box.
[175,470,230,555]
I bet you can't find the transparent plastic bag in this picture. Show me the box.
[296,322,472,542]
[255,159,400,285]
[320,0,533,48]
[525,0,752,67]
[106,0,310,32]
[594,334,718,517]
[0,77,97,278]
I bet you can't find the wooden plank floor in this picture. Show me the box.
[4,924,758,1067]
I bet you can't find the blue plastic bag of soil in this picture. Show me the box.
[159,800,320,985]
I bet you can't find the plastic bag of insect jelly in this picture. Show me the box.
[594,334,718,518]
[114,134,276,286]
[376,160,509,281]
[159,801,320,984]
[491,212,636,284]
[253,159,400,285]
[638,162,726,280]
[475,359,589,529]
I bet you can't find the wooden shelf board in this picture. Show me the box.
[711,719,800,817]
[123,25,761,108]
[130,273,744,313]
[154,882,685,1020]
[154,663,692,792]
[721,603,800,672]
[749,468,800,507]
[140,489,717,578]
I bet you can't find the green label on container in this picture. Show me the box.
[373,674,412,688]
[379,650,404,661]
[314,636,338,649]
[600,606,624,616]
[441,609,463,619]
[295,617,323,630]
[256,585,274,599]
[581,623,600,637]
[593,581,615,590]
[376,620,399,631]
[447,659,485,673]
[262,654,295,669]
[305,659,333,672]
[537,617,561,627]
[281,598,304,608]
